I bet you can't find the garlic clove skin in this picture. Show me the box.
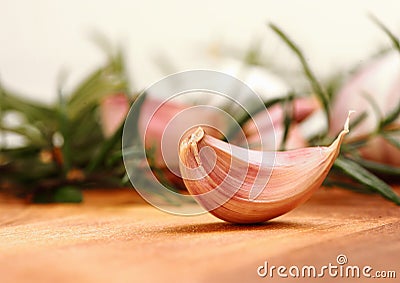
[138,97,227,167]
[138,97,188,167]
[99,93,130,138]
[331,52,400,137]
[330,52,400,166]
[179,113,351,224]
[236,97,320,151]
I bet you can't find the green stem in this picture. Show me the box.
[269,23,330,128]
[369,14,400,53]
[58,88,71,174]
[280,92,295,150]
[225,96,288,141]
[86,123,123,173]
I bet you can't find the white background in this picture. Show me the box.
[0,0,399,103]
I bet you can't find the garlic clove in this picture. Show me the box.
[330,52,400,166]
[179,113,352,224]
[138,97,188,167]
[236,96,319,150]
[330,52,400,137]
[99,93,130,138]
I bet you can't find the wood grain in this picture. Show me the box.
[0,187,399,283]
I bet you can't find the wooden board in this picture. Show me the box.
[0,187,399,283]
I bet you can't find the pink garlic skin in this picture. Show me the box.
[138,97,188,166]
[330,52,400,165]
[240,97,320,150]
[140,96,319,165]
[138,97,228,189]
[99,93,130,138]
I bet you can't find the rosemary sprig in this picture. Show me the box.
[269,23,331,128]
[0,47,130,202]
[369,14,400,53]
[86,121,124,173]
[348,156,400,176]
[225,96,289,141]
[280,92,295,150]
[362,92,383,129]
[268,20,400,205]
[334,156,400,204]
[236,96,288,127]
[58,87,71,174]
[380,100,400,129]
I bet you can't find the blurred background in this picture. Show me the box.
[1,0,399,103]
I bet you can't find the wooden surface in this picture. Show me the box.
[0,187,399,283]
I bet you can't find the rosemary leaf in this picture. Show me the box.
[348,156,400,175]
[280,93,294,150]
[86,121,124,173]
[67,53,128,120]
[334,156,400,205]
[348,111,368,131]
[226,96,288,141]
[361,92,383,128]
[380,99,400,128]
[244,40,263,66]
[369,14,400,53]
[269,23,330,127]
[1,89,56,125]
[236,97,285,127]
[341,139,369,152]
[0,125,45,147]
[58,88,71,173]
[381,133,400,149]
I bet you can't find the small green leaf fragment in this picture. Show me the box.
[53,186,83,203]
